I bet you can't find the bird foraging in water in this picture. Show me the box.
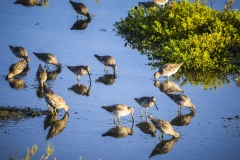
[67,65,91,82]
[7,57,30,79]
[9,45,29,63]
[33,52,61,69]
[166,93,196,112]
[134,96,158,115]
[69,0,91,19]
[94,54,117,74]
[148,115,179,140]
[101,104,134,122]
[154,62,184,80]
[43,83,69,115]
[36,64,47,87]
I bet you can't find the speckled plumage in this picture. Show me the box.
[36,64,47,87]
[134,96,158,115]
[101,104,134,122]
[94,54,117,74]
[166,93,196,112]
[7,57,29,79]
[33,52,61,69]
[9,45,29,62]
[14,0,43,6]
[43,83,69,115]
[67,65,91,81]
[69,0,91,19]
[148,115,180,140]
[154,62,184,80]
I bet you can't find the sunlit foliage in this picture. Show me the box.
[114,0,240,90]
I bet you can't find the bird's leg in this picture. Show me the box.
[77,75,80,81]
[140,108,143,116]
[118,116,121,122]
[145,108,148,115]
[158,133,163,141]
[114,116,116,122]
[178,106,181,112]
[104,66,108,74]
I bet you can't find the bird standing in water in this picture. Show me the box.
[94,54,117,74]
[69,0,91,19]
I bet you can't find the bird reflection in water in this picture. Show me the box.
[71,18,91,30]
[149,137,179,158]
[7,78,27,89]
[95,74,117,85]
[14,0,43,7]
[170,111,195,126]
[36,86,44,98]
[46,67,61,81]
[154,80,183,94]
[136,116,156,137]
[68,81,91,96]
[45,112,69,140]
[102,122,134,138]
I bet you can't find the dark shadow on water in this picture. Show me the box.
[45,112,69,140]
[46,67,61,81]
[14,0,44,7]
[7,78,27,90]
[154,80,184,94]
[102,121,134,138]
[149,137,179,158]
[36,85,44,98]
[68,81,91,96]
[170,111,196,126]
[71,18,91,30]
[136,116,156,137]
[95,74,117,86]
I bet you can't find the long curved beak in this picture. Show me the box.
[153,101,158,110]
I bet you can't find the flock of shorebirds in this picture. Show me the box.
[7,0,196,141]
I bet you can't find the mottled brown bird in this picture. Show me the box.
[36,64,47,87]
[9,45,29,63]
[69,0,91,19]
[166,93,196,112]
[7,57,29,79]
[134,96,158,115]
[67,65,91,81]
[43,83,69,115]
[154,62,184,80]
[94,54,117,74]
[33,52,61,69]
[14,0,43,7]
[101,104,134,122]
[148,115,180,140]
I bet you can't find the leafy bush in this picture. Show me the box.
[114,0,240,89]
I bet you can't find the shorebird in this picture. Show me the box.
[154,80,184,94]
[36,64,47,87]
[67,65,91,81]
[153,0,169,8]
[7,57,30,79]
[94,54,117,74]
[154,62,184,80]
[9,45,29,63]
[69,0,91,19]
[101,104,134,122]
[166,93,196,112]
[33,52,61,69]
[134,96,158,115]
[148,115,180,140]
[43,83,69,115]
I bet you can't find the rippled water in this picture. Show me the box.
[0,0,240,159]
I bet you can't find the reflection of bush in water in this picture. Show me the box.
[114,0,240,89]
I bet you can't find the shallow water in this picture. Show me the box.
[0,0,240,159]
